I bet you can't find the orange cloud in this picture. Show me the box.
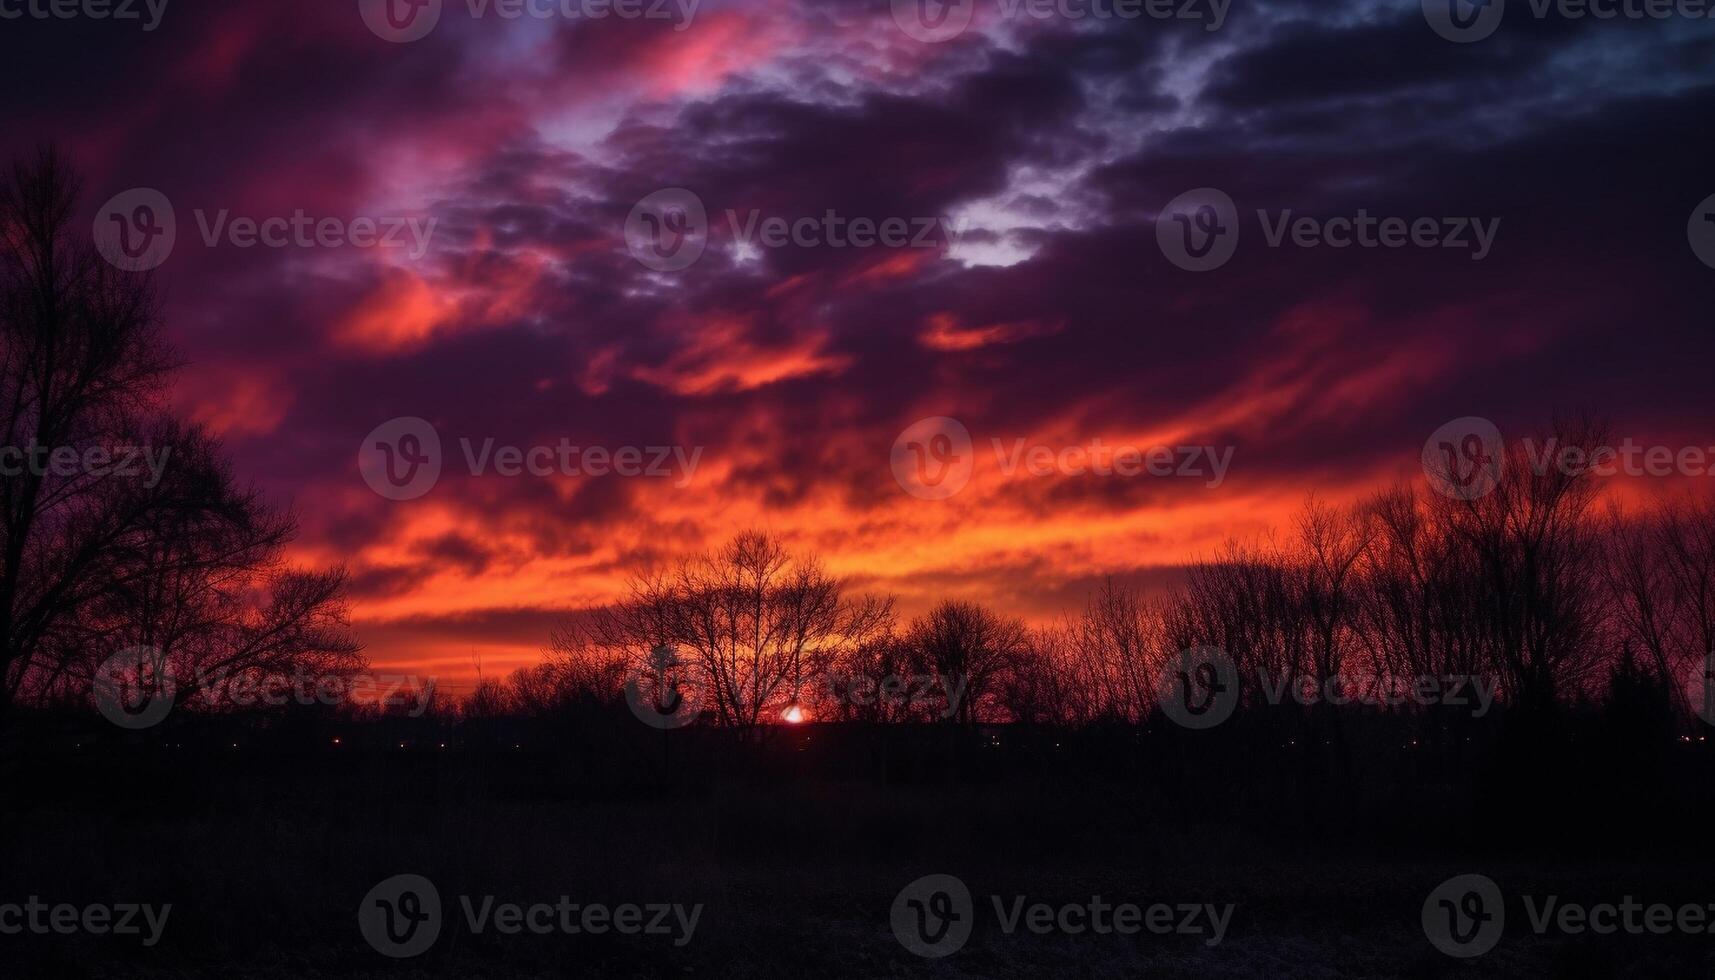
[919,312,1064,351]
[630,314,850,395]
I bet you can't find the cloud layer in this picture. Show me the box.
[5,0,1712,687]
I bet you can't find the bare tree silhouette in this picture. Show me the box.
[588,531,892,728]
[1607,494,1715,720]
[907,599,1028,726]
[0,148,359,722]
[1434,417,1612,716]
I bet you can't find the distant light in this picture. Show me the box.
[332,737,342,746]
[782,705,807,724]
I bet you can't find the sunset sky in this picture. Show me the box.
[3,0,1712,688]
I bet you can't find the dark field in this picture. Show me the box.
[6,711,1714,978]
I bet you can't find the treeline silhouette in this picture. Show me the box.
[489,449,1713,744]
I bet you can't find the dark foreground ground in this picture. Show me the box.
[3,710,1713,978]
